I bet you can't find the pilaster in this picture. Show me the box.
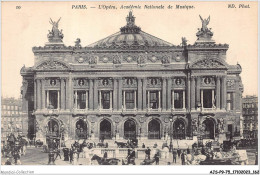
[36,79,41,110]
[118,78,123,110]
[137,77,142,110]
[162,77,167,110]
[196,76,201,107]
[113,78,118,110]
[41,78,45,109]
[216,76,221,109]
[89,78,94,110]
[167,77,172,110]
[93,78,98,109]
[142,78,147,110]
[60,78,66,109]
[191,76,196,110]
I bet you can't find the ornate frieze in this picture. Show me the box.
[112,54,122,64]
[89,55,98,65]
[201,76,215,87]
[172,77,186,87]
[73,78,89,88]
[147,77,162,88]
[191,58,227,69]
[44,78,61,88]
[122,77,137,88]
[98,78,113,88]
[137,54,147,66]
[161,55,171,65]
[227,79,235,90]
[35,60,70,70]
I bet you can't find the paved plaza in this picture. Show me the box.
[1,146,257,165]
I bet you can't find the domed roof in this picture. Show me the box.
[87,12,173,48]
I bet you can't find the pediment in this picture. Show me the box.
[35,60,70,70]
[190,58,227,69]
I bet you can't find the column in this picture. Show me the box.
[147,91,150,109]
[110,91,112,110]
[99,91,102,109]
[212,89,215,108]
[75,91,77,109]
[123,91,126,109]
[34,79,37,109]
[46,91,49,107]
[162,77,167,110]
[167,78,172,110]
[196,76,201,108]
[36,79,41,110]
[41,79,45,109]
[232,92,236,111]
[137,78,142,110]
[183,91,185,109]
[134,90,137,109]
[216,76,220,109]
[142,78,147,110]
[158,91,161,109]
[221,76,227,110]
[201,90,204,108]
[60,78,66,109]
[172,91,174,109]
[86,91,88,109]
[89,79,94,110]
[93,79,98,109]
[65,78,70,109]
[57,90,60,109]
[113,78,118,110]
[118,78,123,110]
[68,74,73,110]
[191,76,196,110]
[187,76,191,110]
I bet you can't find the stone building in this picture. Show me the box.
[1,97,27,141]
[242,95,258,139]
[20,12,243,145]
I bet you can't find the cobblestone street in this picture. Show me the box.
[2,146,257,165]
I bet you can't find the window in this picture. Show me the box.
[124,91,135,109]
[74,91,87,109]
[174,90,184,109]
[101,91,111,109]
[227,92,234,111]
[202,89,216,108]
[48,90,59,109]
[148,91,160,109]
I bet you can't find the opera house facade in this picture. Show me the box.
[20,12,243,146]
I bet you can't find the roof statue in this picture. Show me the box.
[195,15,214,44]
[199,15,210,32]
[47,17,64,43]
[120,11,141,34]
[75,38,81,48]
[181,37,188,47]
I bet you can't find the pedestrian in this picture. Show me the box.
[181,151,186,165]
[142,143,145,148]
[55,148,62,160]
[172,149,177,163]
[145,147,151,160]
[127,148,131,164]
[177,148,181,158]
[69,146,74,163]
[154,152,160,165]
[255,152,258,165]
[5,158,12,165]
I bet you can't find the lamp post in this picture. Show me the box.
[197,103,202,147]
[169,117,173,152]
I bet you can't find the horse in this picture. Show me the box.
[91,154,120,165]
[122,157,136,165]
[140,158,156,165]
[97,142,106,148]
[115,141,128,148]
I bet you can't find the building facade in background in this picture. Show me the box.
[20,12,243,146]
[242,95,258,139]
[1,97,27,142]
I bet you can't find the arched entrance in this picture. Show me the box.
[202,118,215,139]
[148,119,161,139]
[100,119,112,140]
[124,119,136,139]
[47,119,59,137]
[173,119,185,139]
[75,119,88,139]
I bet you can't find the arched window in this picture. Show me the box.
[100,119,112,140]
[148,119,161,139]
[124,119,136,139]
[47,119,59,137]
[173,119,185,139]
[202,118,215,139]
[75,119,88,139]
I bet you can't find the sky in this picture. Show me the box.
[1,1,258,98]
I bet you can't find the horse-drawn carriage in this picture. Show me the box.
[115,138,138,148]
